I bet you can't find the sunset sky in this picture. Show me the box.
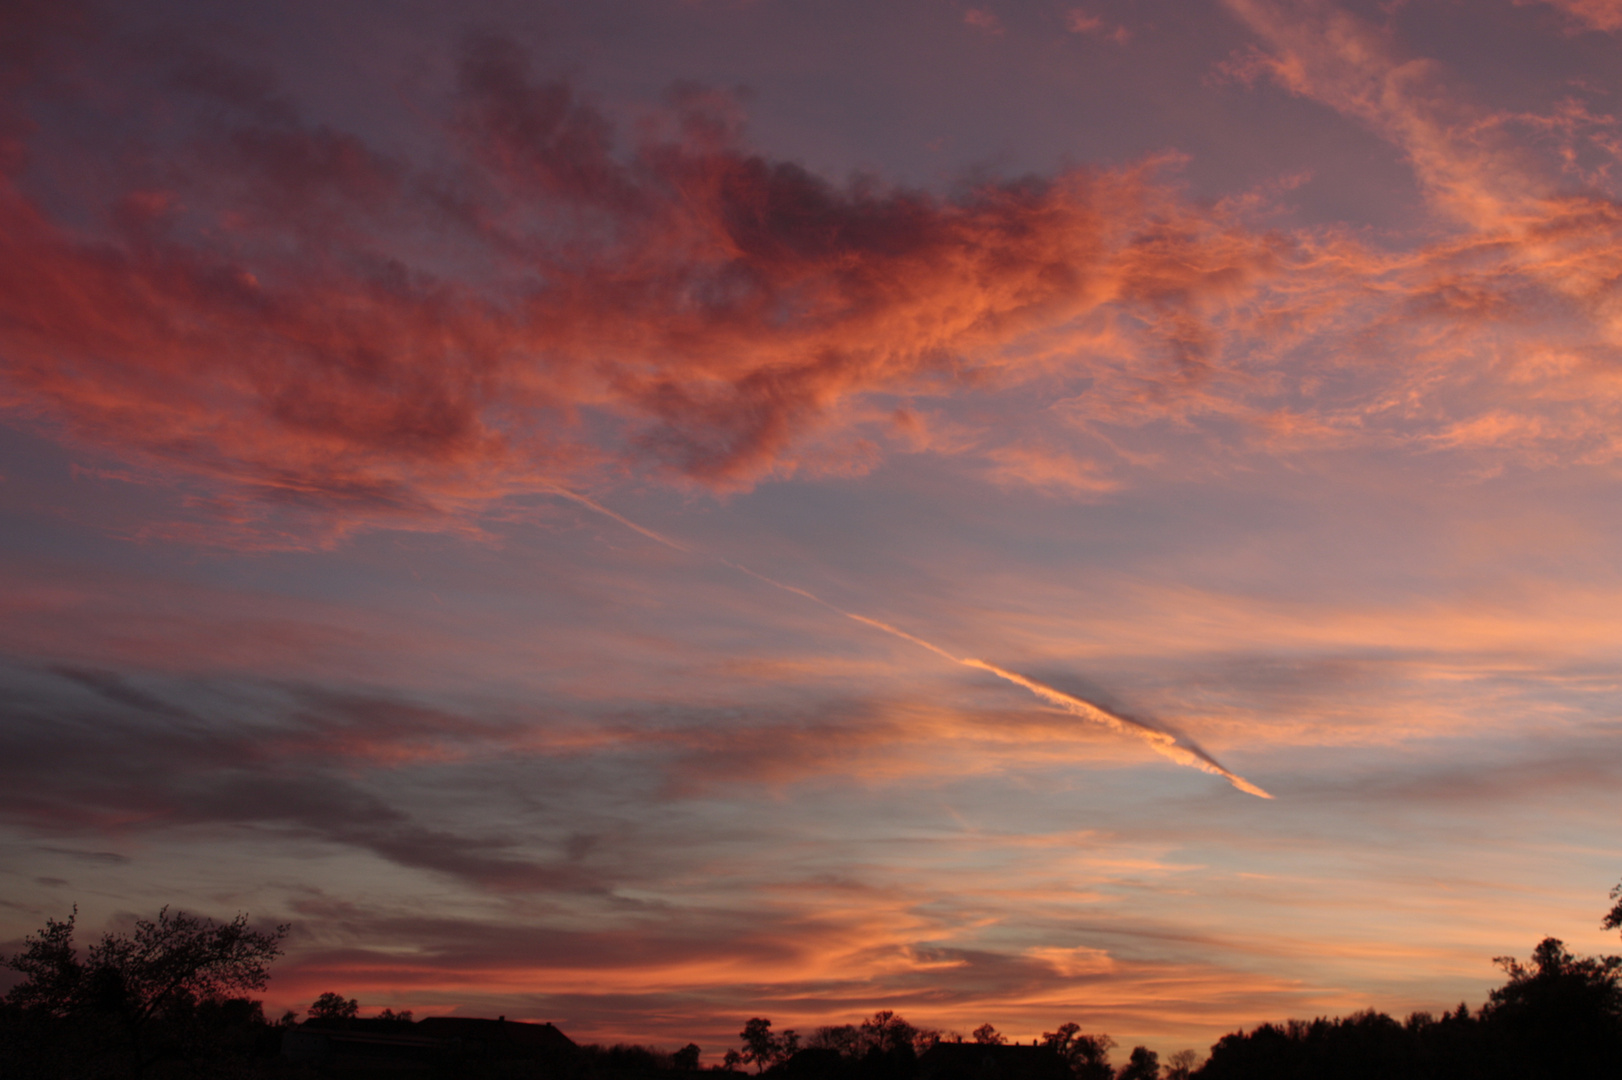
[5,0,1622,1063]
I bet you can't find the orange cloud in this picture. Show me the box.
[6,3,1622,555]
[984,444,1120,494]
[0,23,1297,546]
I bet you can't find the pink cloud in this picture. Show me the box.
[0,26,1290,547]
[983,443,1120,495]
[1065,9,1131,44]
[1522,0,1622,31]
[6,2,1622,558]
[964,9,1004,35]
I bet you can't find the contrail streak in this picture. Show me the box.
[957,659,1272,798]
[548,487,1272,799]
[542,485,694,553]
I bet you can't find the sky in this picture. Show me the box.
[3,0,1622,1063]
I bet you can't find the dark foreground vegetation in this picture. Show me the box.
[4,885,1621,1079]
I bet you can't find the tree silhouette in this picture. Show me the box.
[1198,1010,1444,1080]
[2,906,286,1078]
[808,1024,861,1056]
[971,1023,1005,1045]
[673,1042,703,1070]
[741,1017,799,1072]
[1041,1023,1113,1080]
[860,1010,920,1055]
[1163,1048,1198,1079]
[1,909,81,1019]
[308,991,360,1022]
[1117,1045,1157,1080]
[1483,936,1622,1078]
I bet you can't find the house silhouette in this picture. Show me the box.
[916,1042,1071,1080]
[282,1013,578,1072]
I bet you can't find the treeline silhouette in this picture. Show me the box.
[3,885,1621,1078]
[1195,935,1622,1079]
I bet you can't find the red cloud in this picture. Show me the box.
[14,8,1620,551]
[0,22,1281,545]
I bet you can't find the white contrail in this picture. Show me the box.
[548,486,1272,799]
[957,658,1272,798]
[541,484,694,553]
[773,588,1271,799]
